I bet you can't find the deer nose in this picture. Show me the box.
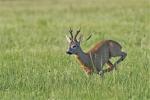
[66,51,72,55]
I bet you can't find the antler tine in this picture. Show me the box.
[69,27,73,39]
[74,28,81,40]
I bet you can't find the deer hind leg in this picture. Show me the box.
[114,52,127,68]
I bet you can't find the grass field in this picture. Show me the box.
[0,0,149,100]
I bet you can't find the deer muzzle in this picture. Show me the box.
[66,51,72,55]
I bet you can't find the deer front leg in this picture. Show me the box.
[81,66,94,75]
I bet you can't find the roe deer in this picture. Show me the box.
[66,28,127,77]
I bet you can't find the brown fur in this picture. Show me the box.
[76,54,94,74]
[88,40,107,53]
[89,40,122,53]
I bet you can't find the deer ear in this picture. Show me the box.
[66,35,71,43]
[85,34,92,41]
[78,34,83,43]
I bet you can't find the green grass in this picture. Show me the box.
[0,0,149,100]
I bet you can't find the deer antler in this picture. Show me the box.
[69,27,73,39]
[74,28,81,40]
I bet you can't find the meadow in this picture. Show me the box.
[0,0,149,100]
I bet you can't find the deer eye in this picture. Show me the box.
[72,45,77,48]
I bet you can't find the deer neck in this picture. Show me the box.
[75,49,90,66]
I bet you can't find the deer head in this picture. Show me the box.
[66,28,83,55]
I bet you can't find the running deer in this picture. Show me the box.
[66,28,127,76]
